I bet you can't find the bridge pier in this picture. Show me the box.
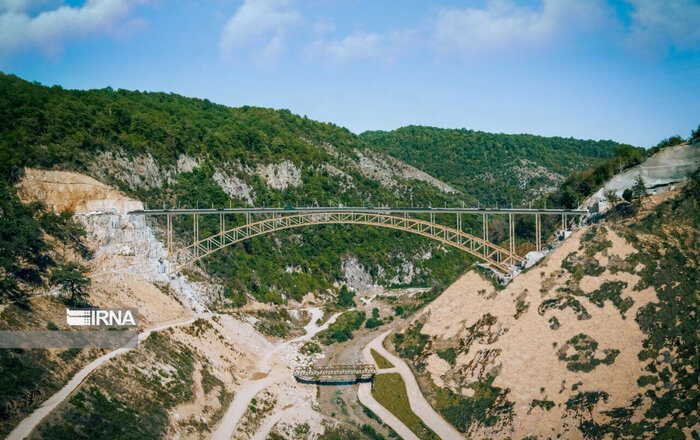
[194,214,199,258]
[562,214,568,232]
[482,213,489,257]
[509,213,515,264]
[166,213,173,272]
[535,214,542,252]
[457,213,462,245]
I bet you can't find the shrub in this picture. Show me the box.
[436,348,457,366]
[365,318,383,329]
[300,342,322,355]
[336,285,355,308]
[557,334,619,372]
[317,310,365,344]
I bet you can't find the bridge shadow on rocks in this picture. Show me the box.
[294,377,374,386]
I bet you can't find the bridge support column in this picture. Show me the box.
[194,214,199,258]
[535,214,542,252]
[457,213,462,245]
[509,213,515,263]
[166,214,172,272]
[482,213,488,257]
[562,214,568,232]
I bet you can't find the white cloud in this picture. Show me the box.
[0,0,140,54]
[432,0,607,56]
[306,29,417,64]
[313,17,335,36]
[219,0,301,66]
[624,0,700,55]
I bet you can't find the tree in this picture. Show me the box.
[622,188,633,204]
[0,277,29,309]
[603,190,620,205]
[50,263,90,307]
[691,125,700,144]
[0,180,50,308]
[631,175,648,201]
[336,285,355,308]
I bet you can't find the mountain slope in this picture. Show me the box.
[360,125,622,205]
[390,171,700,438]
[0,72,619,306]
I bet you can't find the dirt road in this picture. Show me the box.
[212,307,342,440]
[361,330,463,440]
[6,315,201,440]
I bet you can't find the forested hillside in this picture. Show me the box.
[361,126,622,205]
[0,72,624,306]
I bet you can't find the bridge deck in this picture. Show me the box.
[129,206,588,216]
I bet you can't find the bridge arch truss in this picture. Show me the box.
[164,211,526,275]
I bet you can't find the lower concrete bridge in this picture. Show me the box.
[293,364,376,383]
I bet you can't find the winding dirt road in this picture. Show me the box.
[6,315,202,440]
[360,330,463,440]
[212,307,342,440]
[8,311,460,440]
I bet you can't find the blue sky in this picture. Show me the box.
[1,0,699,147]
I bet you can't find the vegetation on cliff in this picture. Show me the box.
[360,125,621,206]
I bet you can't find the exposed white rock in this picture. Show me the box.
[511,159,564,191]
[341,255,379,294]
[585,143,700,209]
[213,169,255,205]
[302,136,457,195]
[16,168,144,214]
[253,160,303,190]
[389,259,417,285]
[524,251,545,268]
[320,163,355,190]
[76,211,213,312]
[91,152,165,190]
[176,154,201,173]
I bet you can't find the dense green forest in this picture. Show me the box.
[0,72,647,306]
[360,125,623,205]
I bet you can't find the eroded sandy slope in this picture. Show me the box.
[416,225,659,438]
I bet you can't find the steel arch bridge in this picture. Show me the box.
[128,206,588,276]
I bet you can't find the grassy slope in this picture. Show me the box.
[372,373,439,440]
[371,349,395,369]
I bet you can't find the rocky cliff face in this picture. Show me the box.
[16,168,143,214]
[17,168,216,316]
[586,143,700,208]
